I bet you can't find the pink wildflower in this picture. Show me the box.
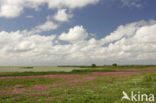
[15,84,24,88]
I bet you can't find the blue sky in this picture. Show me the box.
[0,0,156,36]
[0,0,156,65]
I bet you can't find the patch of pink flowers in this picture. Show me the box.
[92,72,140,77]
[11,89,31,94]
[34,84,59,90]
[12,90,24,94]
[84,76,95,81]
[15,84,24,88]
[73,79,82,83]
[34,85,50,90]
[50,84,58,87]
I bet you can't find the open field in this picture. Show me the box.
[0,65,154,73]
[0,66,156,103]
[0,66,81,73]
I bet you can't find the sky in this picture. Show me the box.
[0,0,156,66]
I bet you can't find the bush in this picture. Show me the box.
[91,64,96,67]
[112,63,117,66]
[22,66,34,69]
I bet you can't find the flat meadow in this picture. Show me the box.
[0,66,156,103]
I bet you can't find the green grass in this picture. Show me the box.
[0,69,116,77]
[0,66,155,103]
[0,66,81,73]
[0,65,155,73]
[0,73,155,103]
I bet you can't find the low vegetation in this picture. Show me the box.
[0,66,155,103]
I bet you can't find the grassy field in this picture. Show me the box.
[0,66,81,72]
[0,66,155,103]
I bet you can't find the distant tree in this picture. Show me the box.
[112,63,117,66]
[91,64,96,67]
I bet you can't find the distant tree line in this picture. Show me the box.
[91,63,117,67]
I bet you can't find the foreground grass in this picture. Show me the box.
[0,67,155,103]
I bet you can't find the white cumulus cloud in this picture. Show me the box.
[31,20,59,33]
[0,20,156,65]
[59,25,88,43]
[54,9,73,22]
[0,0,99,18]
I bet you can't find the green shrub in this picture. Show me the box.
[92,64,96,67]
[112,63,117,66]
